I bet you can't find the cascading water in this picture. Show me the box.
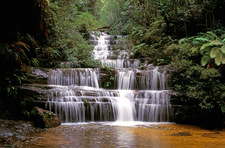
[45,32,173,123]
[92,32,114,59]
[100,59,140,69]
[114,90,136,121]
[116,69,136,90]
[49,68,100,88]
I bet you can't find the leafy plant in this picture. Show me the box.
[191,31,225,66]
[101,65,115,88]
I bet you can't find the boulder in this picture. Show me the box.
[31,107,61,128]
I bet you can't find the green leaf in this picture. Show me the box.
[190,47,199,53]
[32,58,39,66]
[221,103,225,113]
[210,40,223,46]
[195,37,209,42]
[215,52,223,66]
[201,55,210,66]
[7,87,11,93]
[17,76,22,84]
[200,40,223,50]
[222,54,225,64]
[210,48,219,58]
[178,38,189,45]
[200,42,211,50]
[110,76,114,80]
[220,45,225,53]
[207,31,219,39]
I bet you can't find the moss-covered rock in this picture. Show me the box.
[31,107,61,128]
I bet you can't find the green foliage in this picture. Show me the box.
[101,65,115,88]
[164,32,225,124]
[0,33,39,98]
[99,0,225,125]
[84,99,88,106]
[128,20,170,65]
[190,31,225,66]
[76,12,100,30]
[100,0,225,41]
[38,0,102,67]
[0,0,104,101]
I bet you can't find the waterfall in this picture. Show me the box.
[92,32,115,59]
[46,87,119,122]
[114,90,136,121]
[45,32,173,123]
[49,68,100,88]
[138,68,169,90]
[100,59,141,69]
[47,88,86,122]
[135,91,172,122]
[116,69,136,90]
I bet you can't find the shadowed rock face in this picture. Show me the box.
[31,106,61,128]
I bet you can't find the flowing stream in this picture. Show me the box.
[45,32,173,123]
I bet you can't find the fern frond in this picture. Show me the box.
[200,42,211,50]
[13,41,30,52]
[195,38,209,42]
[32,58,39,66]
[207,31,219,40]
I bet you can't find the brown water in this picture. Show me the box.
[21,122,225,148]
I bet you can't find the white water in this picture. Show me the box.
[116,69,136,90]
[45,32,173,123]
[92,32,112,59]
[49,68,100,88]
[100,59,141,69]
[113,90,136,121]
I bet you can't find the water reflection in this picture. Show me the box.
[24,123,225,148]
[115,126,136,147]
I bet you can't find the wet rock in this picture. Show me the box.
[31,107,61,128]
[0,119,38,147]
[170,131,192,136]
[25,67,49,84]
